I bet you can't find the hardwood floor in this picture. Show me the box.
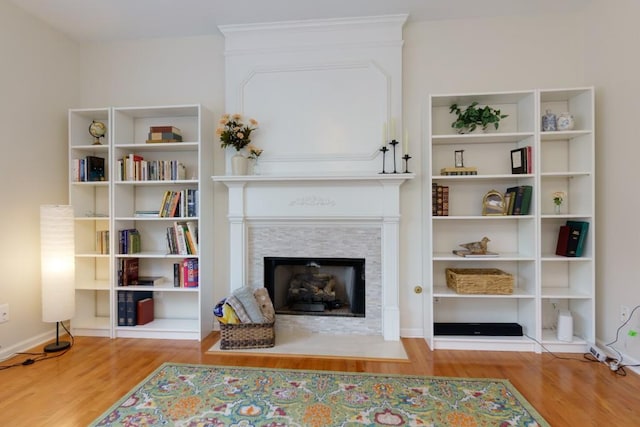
[1,333,638,426]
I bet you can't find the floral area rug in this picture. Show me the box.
[90,363,549,426]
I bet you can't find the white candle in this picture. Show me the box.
[403,129,409,155]
[390,118,396,140]
[382,122,387,145]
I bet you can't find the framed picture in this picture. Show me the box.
[482,190,506,216]
[455,150,464,167]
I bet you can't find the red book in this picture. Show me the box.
[136,298,154,325]
[555,225,570,256]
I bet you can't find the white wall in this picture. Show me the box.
[583,0,640,360]
[4,0,640,360]
[0,0,79,358]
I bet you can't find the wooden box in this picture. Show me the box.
[445,268,514,295]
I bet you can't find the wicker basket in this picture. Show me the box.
[446,268,514,295]
[218,321,275,350]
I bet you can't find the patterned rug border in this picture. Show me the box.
[91,362,551,427]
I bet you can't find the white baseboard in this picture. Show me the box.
[0,330,56,362]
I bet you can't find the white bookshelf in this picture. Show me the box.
[69,104,214,341]
[425,87,595,353]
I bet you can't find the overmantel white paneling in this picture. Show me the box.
[212,174,414,340]
[219,15,406,175]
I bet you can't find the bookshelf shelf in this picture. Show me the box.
[426,87,595,353]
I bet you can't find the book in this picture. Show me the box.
[136,298,154,325]
[510,147,527,174]
[117,291,127,326]
[149,126,182,135]
[504,186,519,215]
[566,226,581,257]
[555,225,571,256]
[519,185,533,215]
[442,186,449,216]
[526,146,533,173]
[131,276,163,286]
[125,290,153,326]
[566,220,589,257]
[119,258,139,286]
[146,139,182,144]
[86,156,106,181]
[436,185,443,216]
[452,249,499,257]
[173,263,181,287]
[440,166,478,176]
[148,132,183,142]
[183,258,199,288]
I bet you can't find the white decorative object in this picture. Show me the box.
[556,112,575,131]
[541,109,557,131]
[231,153,248,175]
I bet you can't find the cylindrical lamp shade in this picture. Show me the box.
[40,205,75,323]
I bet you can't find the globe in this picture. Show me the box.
[89,120,106,145]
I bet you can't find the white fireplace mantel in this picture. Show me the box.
[212,173,414,340]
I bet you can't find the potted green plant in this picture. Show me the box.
[449,102,508,134]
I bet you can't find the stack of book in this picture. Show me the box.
[146,126,182,143]
[159,189,198,217]
[504,185,533,215]
[72,155,105,181]
[166,221,198,255]
[556,220,589,257]
[440,166,478,176]
[117,290,153,326]
[432,183,449,216]
[96,230,109,254]
[118,228,141,254]
[117,153,186,181]
[174,258,199,288]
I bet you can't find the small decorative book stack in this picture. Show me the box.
[146,126,183,143]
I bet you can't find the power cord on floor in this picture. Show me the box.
[0,322,74,371]
[524,334,599,364]
[603,304,640,376]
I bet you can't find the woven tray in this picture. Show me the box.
[446,268,513,295]
[218,321,275,350]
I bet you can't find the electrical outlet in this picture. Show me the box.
[0,303,8,323]
[621,305,630,323]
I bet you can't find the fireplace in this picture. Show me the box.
[264,257,365,318]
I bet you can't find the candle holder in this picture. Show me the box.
[389,140,399,173]
[402,154,412,173]
[379,145,389,174]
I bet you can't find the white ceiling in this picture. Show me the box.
[10,0,592,42]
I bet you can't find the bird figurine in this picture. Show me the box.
[459,236,490,254]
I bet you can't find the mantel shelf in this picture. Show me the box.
[212,173,415,185]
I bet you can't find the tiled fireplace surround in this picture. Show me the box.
[214,175,412,341]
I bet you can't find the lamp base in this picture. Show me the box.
[44,340,71,353]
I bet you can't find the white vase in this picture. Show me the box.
[251,159,261,175]
[231,153,248,175]
[556,112,575,131]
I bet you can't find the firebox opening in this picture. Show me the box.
[264,257,365,318]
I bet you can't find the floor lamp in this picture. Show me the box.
[40,204,75,353]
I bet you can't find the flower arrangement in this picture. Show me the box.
[247,144,263,160]
[553,191,565,206]
[216,113,258,152]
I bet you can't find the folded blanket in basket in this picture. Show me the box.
[213,298,240,324]
[232,286,265,323]
[213,286,276,324]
